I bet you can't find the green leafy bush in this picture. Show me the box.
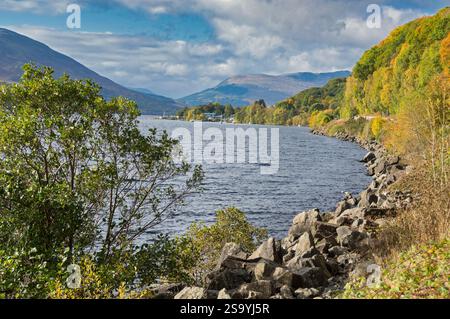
[341,239,450,299]
[370,116,385,140]
[180,207,267,284]
[0,248,57,299]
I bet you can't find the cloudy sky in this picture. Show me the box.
[0,0,448,98]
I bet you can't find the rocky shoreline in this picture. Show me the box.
[152,129,413,299]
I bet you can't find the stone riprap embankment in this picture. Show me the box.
[152,130,412,299]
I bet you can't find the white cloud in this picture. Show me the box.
[5,25,231,97]
[188,43,223,56]
[165,63,188,76]
[107,0,427,76]
[2,0,433,97]
[0,0,70,14]
[213,19,283,59]
[149,6,168,14]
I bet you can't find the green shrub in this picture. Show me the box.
[309,109,335,128]
[370,116,385,140]
[0,235,197,299]
[180,207,267,284]
[341,239,450,299]
[0,248,57,299]
[327,123,346,135]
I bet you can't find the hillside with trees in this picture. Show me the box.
[341,7,449,119]
[177,77,348,126]
[319,8,449,298]
[176,102,235,121]
[313,7,450,156]
[233,7,449,152]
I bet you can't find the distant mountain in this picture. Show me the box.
[179,71,351,107]
[129,87,155,95]
[0,28,182,115]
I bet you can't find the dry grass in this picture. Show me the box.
[375,162,450,260]
[341,162,449,299]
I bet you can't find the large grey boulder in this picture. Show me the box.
[295,267,329,288]
[359,189,379,208]
[336,226,369,250]
[294,232,315,256]
[249,237,282,263]
[272,266,328,290]
[238,280,273,299]
[311,221,338,240]
[174,287,208,299]
[254,260,277,280]
[287,254,331,278]
[288,209,322,239]
[361,151,376,163]
[206,256,253,290]
[272,267,301,288]
[216,243,248,270]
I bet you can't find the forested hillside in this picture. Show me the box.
[341,7,449,118]
[230,8,450,131]
[331,8,449,298]
[212,77,347,126]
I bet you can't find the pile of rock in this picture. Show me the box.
[313,129,413,213]
[171,139,413,299]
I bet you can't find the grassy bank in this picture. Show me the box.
[342,239,449,299]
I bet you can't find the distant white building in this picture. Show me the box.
[204,113,223,121]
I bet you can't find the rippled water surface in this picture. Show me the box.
[139,117,371,239]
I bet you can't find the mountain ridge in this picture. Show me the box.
[179,70,351,107]
[0,28,182,115]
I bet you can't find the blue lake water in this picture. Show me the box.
[138,117,371,239]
